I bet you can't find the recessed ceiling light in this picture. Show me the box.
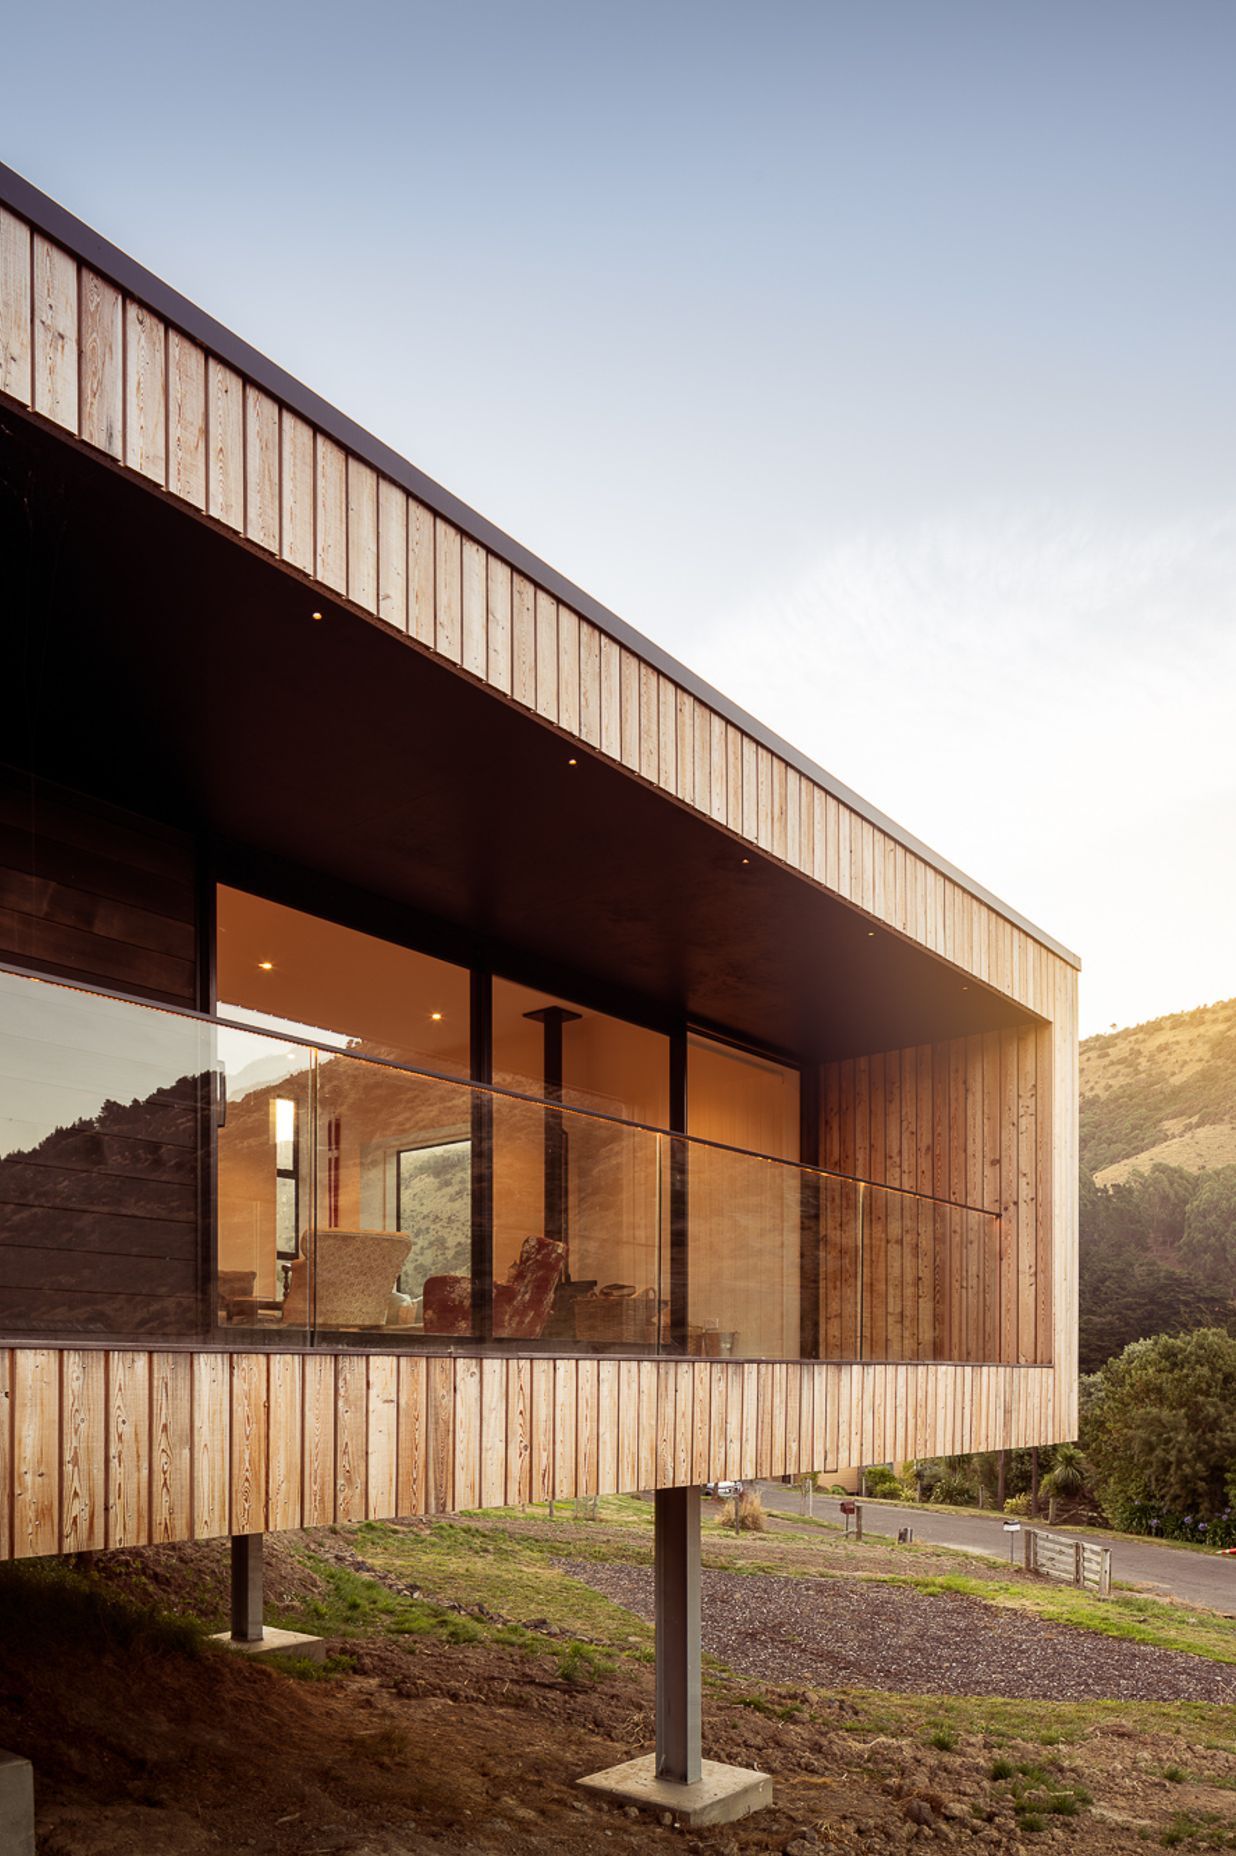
[741,857,750,865]
[430,1011,443,1022]
[258,960,274,970]
[311,610,324,622]
[866,931,876,938]
[567,757,578,766]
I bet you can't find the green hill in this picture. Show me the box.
[1080,996,1236,1181]
[1078,996,1236,1372]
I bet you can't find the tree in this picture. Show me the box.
[1078,1165,1234,1372]
[1137,1164,1197,1249]
[1180,1165,1236,1280]
[1081,1328,1236,1528]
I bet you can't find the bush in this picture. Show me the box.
[1082,1329,1236,1534]
[1003,1492,1032,1516]
[930,1472,976,1506]
[862,1464,903,1499]
[719,1490,767,1532]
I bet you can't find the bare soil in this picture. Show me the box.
[2,1527,1235,1855]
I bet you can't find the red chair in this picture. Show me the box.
[422,1234,565,1338]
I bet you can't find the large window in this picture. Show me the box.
[491,980,670,1344]
[686,1035,801,1360]
[215,888,471,1333]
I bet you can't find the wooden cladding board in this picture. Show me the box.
[0,1346,1065,1560]
[820,1023,1053,1367]
[0,204,1075,1016]
[0,761,197,1004]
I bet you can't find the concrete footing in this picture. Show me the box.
[0,1748,35,1856]
[578,1754,772,1827]
[208,1626,327,1663]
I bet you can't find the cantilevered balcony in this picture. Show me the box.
[1,966,1006,1364]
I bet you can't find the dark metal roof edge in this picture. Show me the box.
[0,159,1081,972]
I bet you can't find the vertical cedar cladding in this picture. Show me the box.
[0,1348,1065,1560]
[820,1029,1051,1367]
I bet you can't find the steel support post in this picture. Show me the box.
[230,1532,264,1643]
[655,1485,701,1786]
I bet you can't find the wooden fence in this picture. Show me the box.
[1023,1526,1111,1597]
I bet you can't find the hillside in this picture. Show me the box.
[1080,996,1236,1183]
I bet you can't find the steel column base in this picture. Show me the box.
[577,1755,772,1827]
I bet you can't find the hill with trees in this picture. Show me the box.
[1078,997,1236,1374]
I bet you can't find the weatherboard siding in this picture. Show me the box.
[0,201,1074,1018]
[0,1348,1064,1560]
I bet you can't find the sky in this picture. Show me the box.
[4,0,1234,1037]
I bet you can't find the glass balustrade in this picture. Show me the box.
[0,967,1004,1360]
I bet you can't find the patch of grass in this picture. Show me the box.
[1161,1813,1236,1849]
[986,1757,1092,1832]
[268,1650,357,1680]
[926,1727,958,1751]
[1165,1765,1190,1783]
[328,1519,655,1654]
[555,1640,616,1684]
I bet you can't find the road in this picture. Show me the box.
[754,1485,1236,1613]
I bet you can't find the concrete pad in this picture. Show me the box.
[0,1748,35,1856]
[578,1754,772,1827]
[208,1627,327,1663]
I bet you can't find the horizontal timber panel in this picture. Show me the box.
[0,1347,1063,1559]
[0,200,1076,1009]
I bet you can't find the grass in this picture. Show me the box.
[1160,1813,1236,1849]
[0,1559,204,1659]
[340,1516,655,1653]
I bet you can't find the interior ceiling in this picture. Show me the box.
[0,409,1038,1061]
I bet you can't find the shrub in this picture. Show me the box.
[719,1490,767,1532]
[930,1472,976,1506]
[862,1464,903,1499]
[1082,1329,1236,1533]
[1003,1492,1032,1516]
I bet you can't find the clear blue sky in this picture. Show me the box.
[5,1,1234,1035]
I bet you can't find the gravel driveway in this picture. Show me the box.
[559,1560,1236,1703]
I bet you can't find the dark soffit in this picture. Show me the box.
[0,409,1038,1061]
[0,159,1080,972]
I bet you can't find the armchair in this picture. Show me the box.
[422,1233,565,1339]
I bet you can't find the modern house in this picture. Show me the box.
[0,163,1078,1818]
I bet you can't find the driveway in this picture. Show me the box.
[755,1485,1236,1613]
